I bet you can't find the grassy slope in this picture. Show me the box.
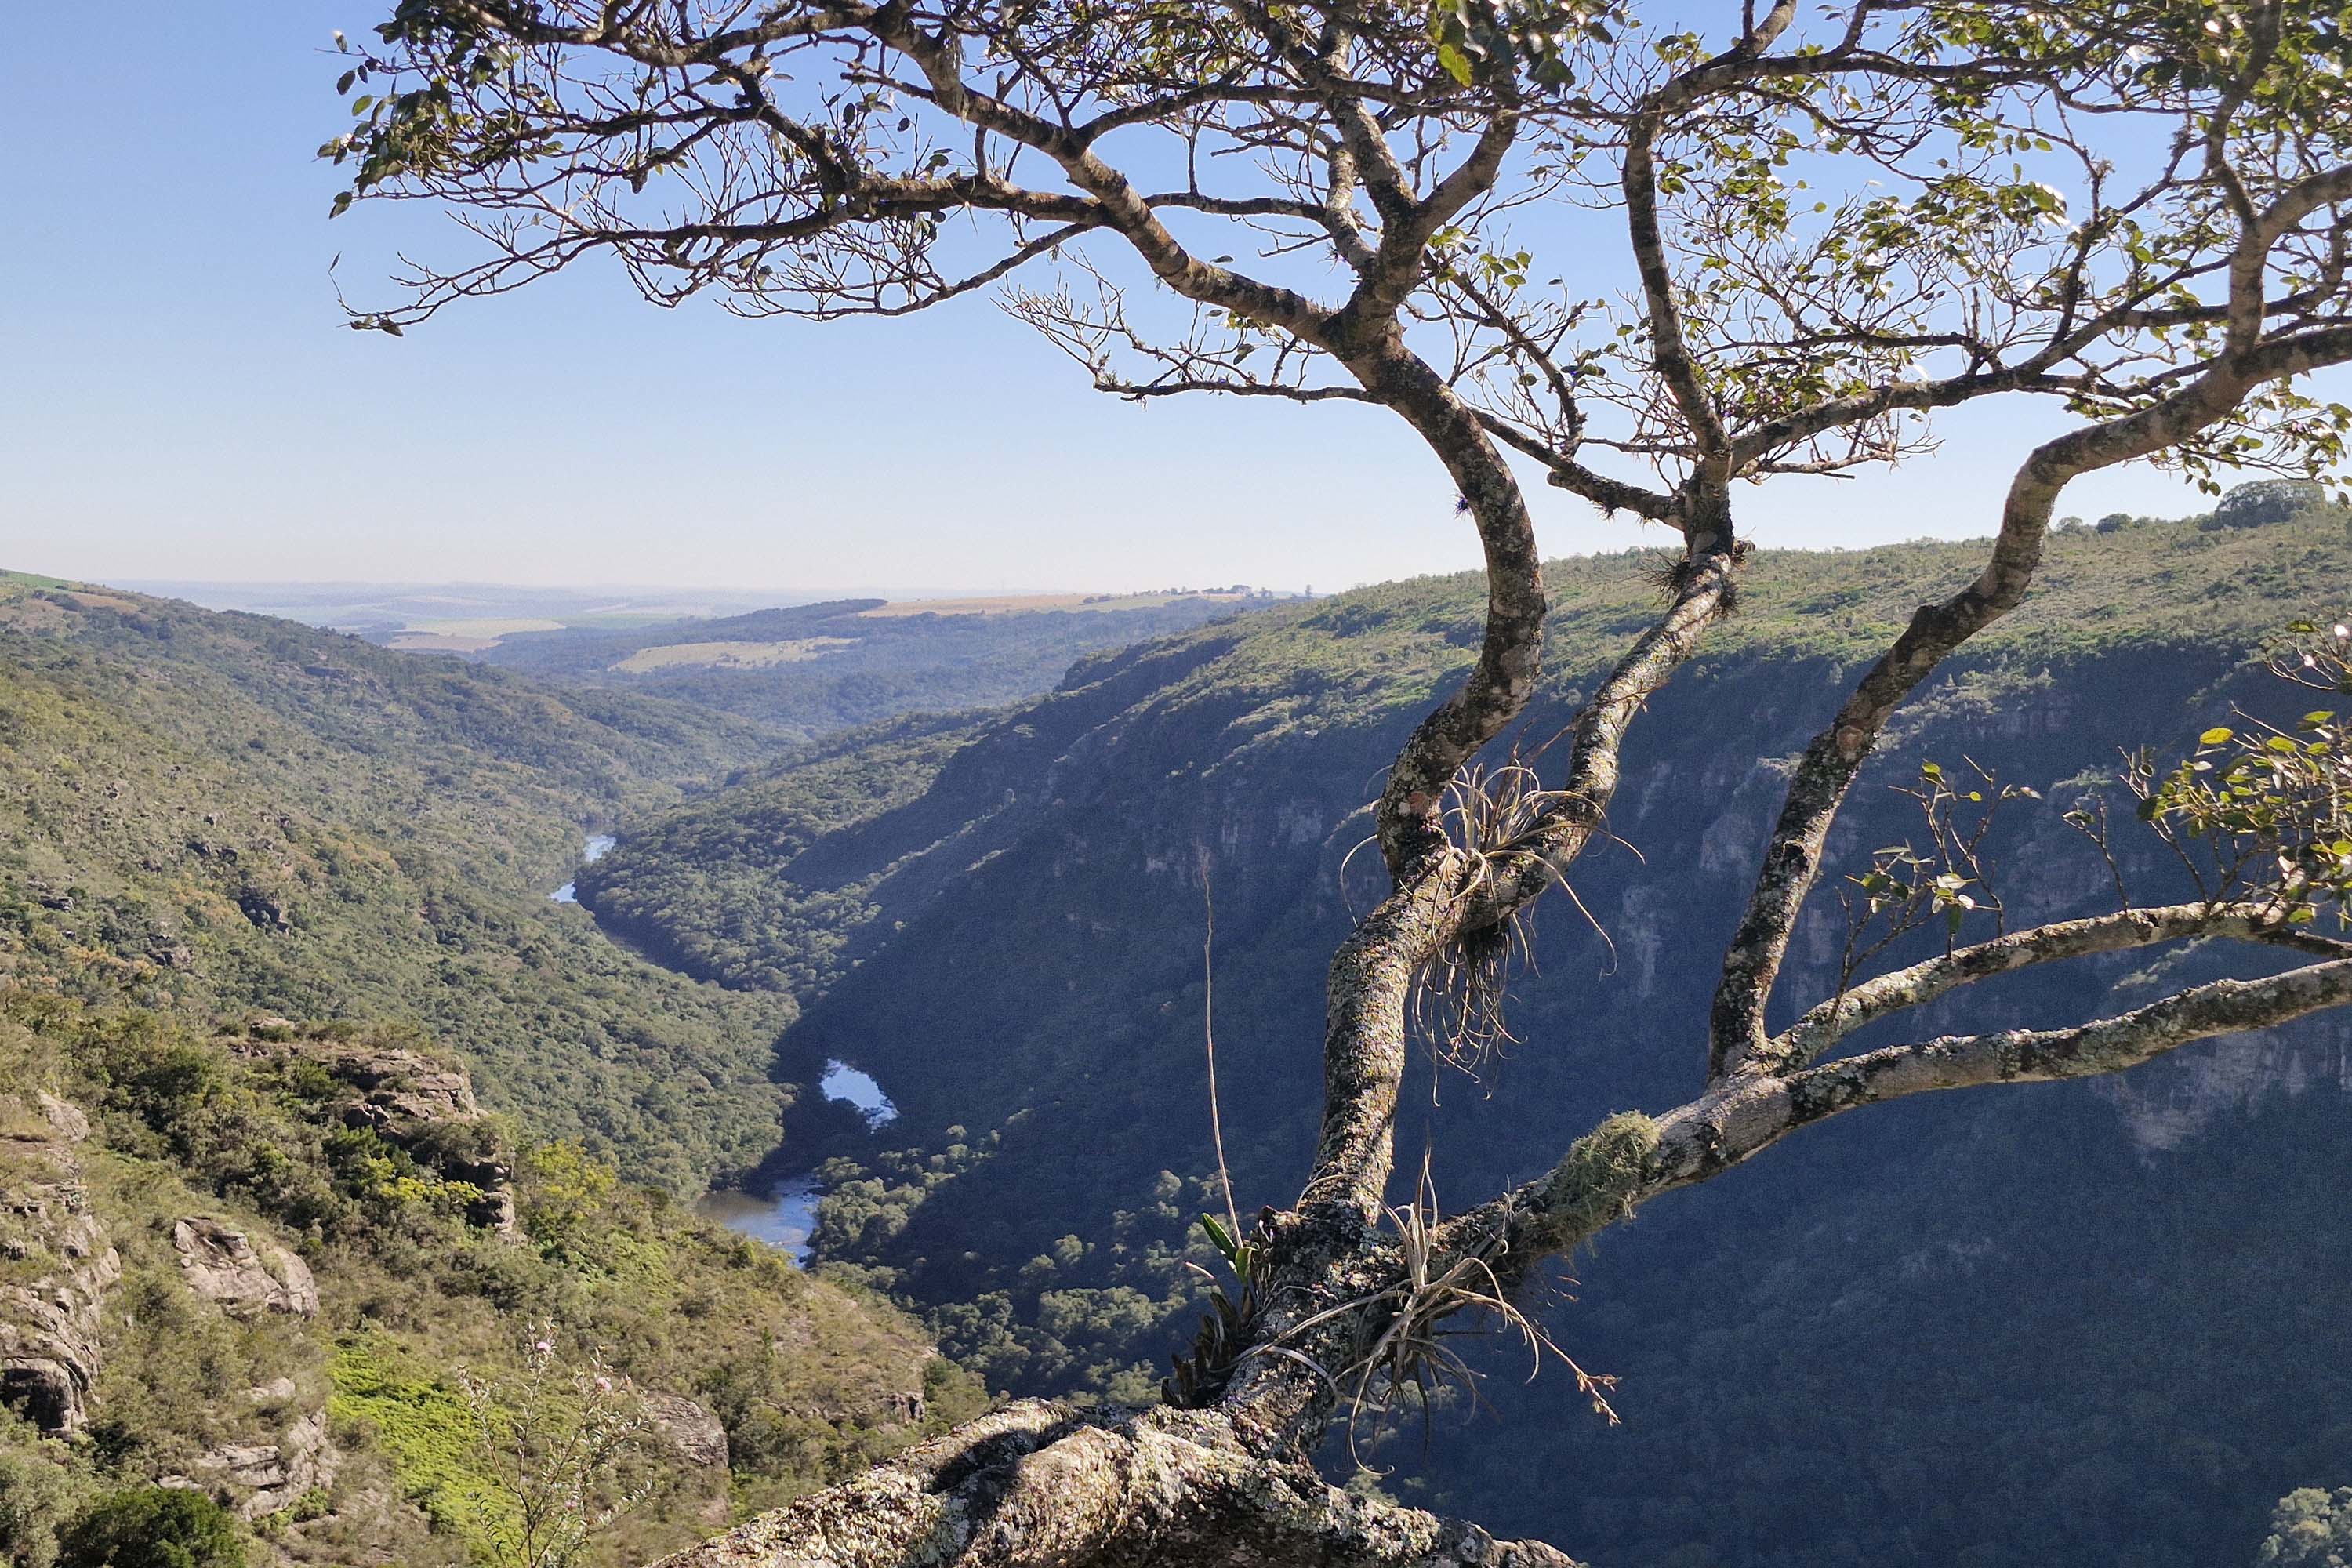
[0,999,984,1568]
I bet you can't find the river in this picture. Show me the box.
[561,828,892,1263]
[550,833,616,903]
[696,1059,898,1265]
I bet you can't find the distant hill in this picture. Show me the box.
[115,580,811,648]
[585,500,2352,1568]
[477,590,1283,740]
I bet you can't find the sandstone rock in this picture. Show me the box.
[641,1390,731,1469]
[34,1093,87,1145]
[0,1099,121,1434]
[177,1407,341,1519]
[172,1218,319,1319]
[225,1036,517,1232]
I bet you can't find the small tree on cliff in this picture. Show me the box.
[335,3,2352,1561]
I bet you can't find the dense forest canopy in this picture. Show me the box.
[323,2,2352,1563]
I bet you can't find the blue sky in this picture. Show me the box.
[0,5,2279,596]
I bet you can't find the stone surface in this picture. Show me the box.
[172,1407,341,1519]
[0,1091,122,1434]
[642,1390,731,1469]
[172,1217,320,1319]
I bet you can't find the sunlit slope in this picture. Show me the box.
[0,578,797,1192]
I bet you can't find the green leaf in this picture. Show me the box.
[1436,41,1472,85]
[2198,727,2235,746]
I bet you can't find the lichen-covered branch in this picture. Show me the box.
[1766,902,2352,1073]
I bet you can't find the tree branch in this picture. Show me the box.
[1769,902,2352,1073]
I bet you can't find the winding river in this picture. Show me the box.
[550,833,616,903]
[557,832,897,1266]
[697,1060,898,1265]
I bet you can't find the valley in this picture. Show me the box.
[5,498,2349,1567]
[0,575,995,1566]
[573,501,2352,1567]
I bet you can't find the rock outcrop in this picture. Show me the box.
[172,1406,341,1519]
[171,1217,319,1319]
[0,1090,122,1434]
[229,1029,517,1232]
[641,1390,731,1469]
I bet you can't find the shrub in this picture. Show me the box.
[56,1487,245,1568]
[0,1438,89,1568]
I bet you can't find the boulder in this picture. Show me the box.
[173,1407,341,1519]
[641,1390,730,1469]
[171,1218,319,1319]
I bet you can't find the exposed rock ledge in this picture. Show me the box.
[165,1406,341,1520]
[0,1090,122,1434]
[643,1390,731,1470]
[171,1217,320,1319]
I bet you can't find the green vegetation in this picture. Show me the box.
[601,500,2352,1566]
[57,1487,245,1568]
[0,578,993,1565]
[581,714,984,993]
[1,993,984,1566]
[2260,1486,2352,1566]
[0,578,796,1192]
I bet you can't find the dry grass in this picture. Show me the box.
[608,637,853,673]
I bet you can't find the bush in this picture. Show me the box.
[56,1487,245,1568]
[0,1439,89,1568]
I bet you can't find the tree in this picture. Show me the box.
[2259,1487,2352,1567]
[461,1330,655,1568]
[330,2,2352,1562]
[2212,474,2336,527]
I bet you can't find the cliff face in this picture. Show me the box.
[607,514,2352,1568]
[0,1090,119,1436]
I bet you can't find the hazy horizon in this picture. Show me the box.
[0,7,2300,596]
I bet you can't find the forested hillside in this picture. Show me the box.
[594,504,2352,1567]
[0,575,985,1566]
[0,579,802,1191]
[480,593,1271,740]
